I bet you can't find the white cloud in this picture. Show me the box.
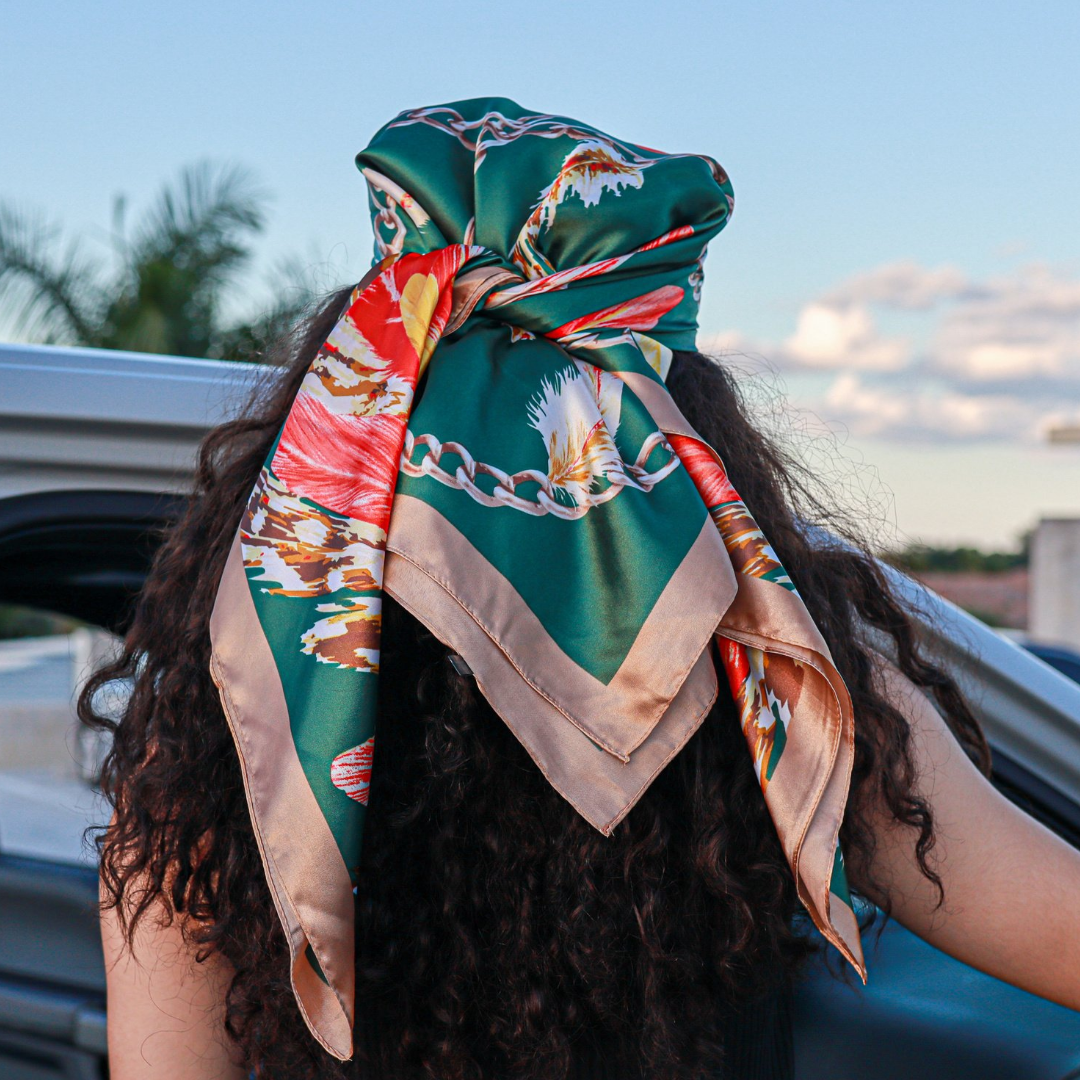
[780,302,909,371]
[930,264,1080,383]
[823,260,970,310]
[821,373,1053,442]
[699,302,909,374]
[700,260,1080,444]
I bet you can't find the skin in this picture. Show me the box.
[101,655,1080,1076]
[858,656,1080,1010]
[101,871,246,1080]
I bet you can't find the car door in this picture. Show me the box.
[0,489,179,1080]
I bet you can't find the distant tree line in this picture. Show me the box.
[0,603,80,640]
[884,534,1031,575]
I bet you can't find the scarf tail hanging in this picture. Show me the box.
[209,98,865,1059]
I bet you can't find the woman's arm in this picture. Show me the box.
[101,866,246,1079]
[862,654,1080,1010]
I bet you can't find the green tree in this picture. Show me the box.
[884,540,1029,574]
[0,162,310,362]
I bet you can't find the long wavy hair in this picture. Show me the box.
[80,285,990,1080]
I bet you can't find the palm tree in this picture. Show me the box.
[0,162,311,362]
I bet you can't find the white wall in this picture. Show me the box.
[1030,518,1080,651]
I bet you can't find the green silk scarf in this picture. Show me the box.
[209,98,865,1059]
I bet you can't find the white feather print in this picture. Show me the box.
[536,139,648,230]
[527,361,627,505]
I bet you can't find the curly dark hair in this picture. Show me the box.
[80,286,990,1080]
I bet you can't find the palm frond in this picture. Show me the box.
[0,203,104,344]
[89,162,272,356]
[0,161,275,359]
[133,161,268,282]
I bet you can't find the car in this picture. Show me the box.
[3,341,1080,1079]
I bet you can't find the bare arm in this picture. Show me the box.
[862,654,1080,1010]
[101,864,246,1079]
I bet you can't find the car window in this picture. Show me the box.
[0,604,116,866]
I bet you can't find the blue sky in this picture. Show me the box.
[4,0,1079,547]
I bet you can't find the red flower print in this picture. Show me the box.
[668,434,741,509]
[549,284,685,339]
[331,737,375,805]
[272,392,405,530]
[717,634,750,699]
[336,246,467,374]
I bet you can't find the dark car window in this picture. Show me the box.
[1023,643,1080,687]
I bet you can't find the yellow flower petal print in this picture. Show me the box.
[633,332,673,380]
[399,271,440,367]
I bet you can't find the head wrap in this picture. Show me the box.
[209,97,865,1059]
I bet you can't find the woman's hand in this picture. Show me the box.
[862,654,1080,1010]
[101,858,246,1079]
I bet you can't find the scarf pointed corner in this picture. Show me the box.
[820,887,868,985]
[797,855,869,987]
[290,940,356,1061]
[791,840,867,985]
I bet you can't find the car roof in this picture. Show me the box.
[0,341,274,503]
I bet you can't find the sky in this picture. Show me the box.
[4,0,1079,549]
